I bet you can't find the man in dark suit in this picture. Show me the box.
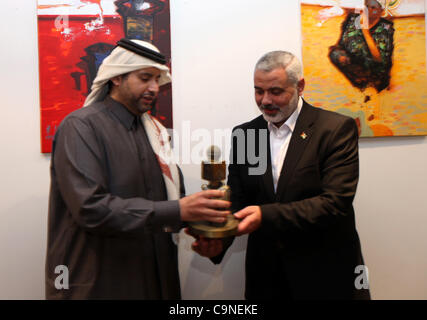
[190,51,370,300]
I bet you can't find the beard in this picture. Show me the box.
[259,91,299,125]
[130,94,158,115]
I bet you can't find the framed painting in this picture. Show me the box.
[37,0,172,153]
[301,0,427,136]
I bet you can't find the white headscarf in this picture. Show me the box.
[83,39,180,210]
[83,39,172,107]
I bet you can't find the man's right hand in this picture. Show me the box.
[179,190,231,223]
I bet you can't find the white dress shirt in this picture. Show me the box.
[268,97,303,192]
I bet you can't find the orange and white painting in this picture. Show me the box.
[301,0,427,136]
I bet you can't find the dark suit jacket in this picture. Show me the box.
[226,100,370,300]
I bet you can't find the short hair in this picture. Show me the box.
[365,0,385,9]
[255,51,303,85]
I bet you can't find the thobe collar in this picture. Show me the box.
[104,96,139,131]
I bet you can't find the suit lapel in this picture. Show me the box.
[275,101,318,200]
[253,116,275,202]
[262,127,275,203]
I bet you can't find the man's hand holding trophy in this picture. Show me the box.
[186,145,239,258]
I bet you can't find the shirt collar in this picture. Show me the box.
[104,96,138,130]
[268,96,303,135]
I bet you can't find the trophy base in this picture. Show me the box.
[188,215,239,239]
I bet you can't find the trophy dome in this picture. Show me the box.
[207,145,221,162]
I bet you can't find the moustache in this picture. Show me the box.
[139,95,157,108]
[260,105,280,111]
[142,93,155,99]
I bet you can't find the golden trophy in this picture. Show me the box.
[188,146,238,238]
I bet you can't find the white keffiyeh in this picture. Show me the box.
[141,112,180,201]
[83,40,180,205]
[84,39,171,107]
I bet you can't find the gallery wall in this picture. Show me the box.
[0,0,426,299]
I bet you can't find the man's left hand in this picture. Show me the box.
[234,206,262,235]
[184,228,223,258]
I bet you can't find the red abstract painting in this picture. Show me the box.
[37,0,172,153]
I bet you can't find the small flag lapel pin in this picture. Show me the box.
[300,132,307,140]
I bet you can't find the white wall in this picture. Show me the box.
[0,0,426,299]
